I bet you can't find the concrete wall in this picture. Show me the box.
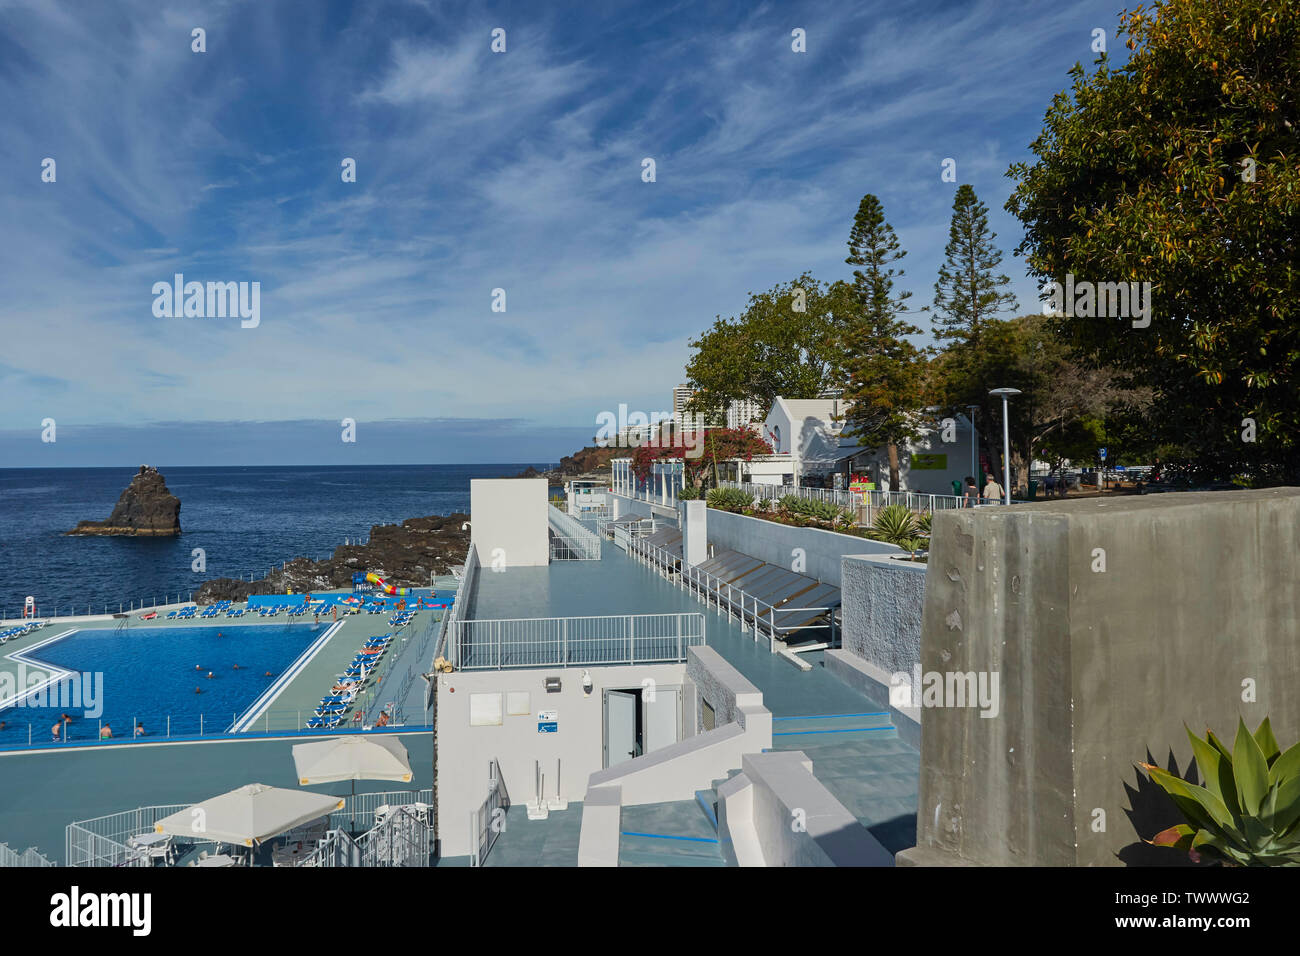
[736,750,895,866]
[900,488,1300,867]
[470,478,548,568]
[686,645,763,733]
[609,491,677,523]
[824,651,922,751]
[840,553,927,676]
[703,507,898,588]
[434,663,684,857]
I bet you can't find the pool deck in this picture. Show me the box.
[0,588,451,743]
[464,543,920,865]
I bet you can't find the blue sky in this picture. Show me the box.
[0,0,1129,465]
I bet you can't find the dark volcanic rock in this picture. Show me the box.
[67,465,181,536]
[193,512,471,605]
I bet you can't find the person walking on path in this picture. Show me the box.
[982,475,1003,504]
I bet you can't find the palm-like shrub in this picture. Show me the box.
[677,484,701,500]
[869,504,919,547]
[916,511,933,536]
[706,487,751,511]
[1143,717,1300,866]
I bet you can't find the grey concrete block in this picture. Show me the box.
[909,488,1300,866]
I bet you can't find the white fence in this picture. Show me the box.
[66,789,432,867]
[718,480,987,521]
[547,505,602,560]
[470,758,510,867]
[0,842,56,867]
[451,612,705,670]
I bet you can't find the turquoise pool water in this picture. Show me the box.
[0,623,327,747]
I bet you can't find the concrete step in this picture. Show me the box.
[618,832,726,867]
[694,789,719,831]
[770,711,894,737]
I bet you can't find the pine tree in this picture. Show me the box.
[929,184,1017,345]
[840,194,925,490]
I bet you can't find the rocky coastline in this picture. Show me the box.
[67,465,181,536]
[193,512,470,605]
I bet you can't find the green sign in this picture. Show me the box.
[910,454,947,470]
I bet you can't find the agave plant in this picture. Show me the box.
[869,504,919,547]
[677,484,701,501]
[916,511,933,536]
[1143,717,1300,866]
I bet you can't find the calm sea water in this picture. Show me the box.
[0,464,546,618]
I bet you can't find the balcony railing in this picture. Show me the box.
[451,612,705,670]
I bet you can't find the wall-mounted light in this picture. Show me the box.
[581,670,593,697]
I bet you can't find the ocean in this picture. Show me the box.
[0,464,548,619]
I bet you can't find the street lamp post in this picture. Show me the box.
[965,404,979,490]
[988,388,1022,506]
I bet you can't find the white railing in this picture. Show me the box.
[451,612,705,670]
[470,758,509,867]
[548,505,602,560]
[624,535,837,653]
[0,842,56,867]
[439,546,478,670]
[718,480,990,521]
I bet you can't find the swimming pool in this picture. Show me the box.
[0,623,328,747]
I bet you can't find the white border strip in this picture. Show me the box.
[229,620,345,732]
[1,629,80,710]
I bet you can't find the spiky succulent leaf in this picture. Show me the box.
[1148,824,1196,849]
[1254,717,1281,766]
[1268,738,1300,788]
[1186,725,1240,816]
[1142,763,1246,845]
[1233,717,1271,817]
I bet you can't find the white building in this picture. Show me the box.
[726,399,765,430]
[758,397,978,495]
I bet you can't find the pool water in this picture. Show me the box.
[0,623,328,747]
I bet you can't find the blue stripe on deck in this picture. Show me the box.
[771,711,890,721]
[621,831,719,844]
[772,726,896,736]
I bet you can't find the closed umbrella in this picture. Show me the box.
[292,735,412,831]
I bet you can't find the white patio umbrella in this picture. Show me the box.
[154,783,344,849]
[291,735,413,831]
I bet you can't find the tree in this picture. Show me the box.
[928,184,1018,345]
[840,194,926,489]
[1005,0,1300,484]
[630,427,774,491]
[684,274,851,423]
[934,314,1152,492]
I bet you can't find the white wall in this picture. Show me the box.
[470,478,549,568]
[435,662,685,857]
[846,415,977,495]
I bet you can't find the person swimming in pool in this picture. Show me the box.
[206,671,214,679]
[195,664,203,671]
[264,671,274,678]
[194,686,203,694]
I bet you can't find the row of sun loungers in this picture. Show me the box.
[305,635,393,729]
[0,620,46,643]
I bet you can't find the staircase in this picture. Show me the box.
[617,800,727,866]
[768,712,919,854]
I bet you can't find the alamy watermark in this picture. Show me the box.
[0,664,103,718]
[594,404,705,458]
[890,664,1000,718]
[152,273,260,328]
[1042,273,1151,328]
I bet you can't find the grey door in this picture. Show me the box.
[605,690,639,767]
[643,687,679,755]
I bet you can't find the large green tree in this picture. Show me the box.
[928,184,1018,345]
[684,274,852,423]
[840,194,926,489]
[1005,0,1300,484]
